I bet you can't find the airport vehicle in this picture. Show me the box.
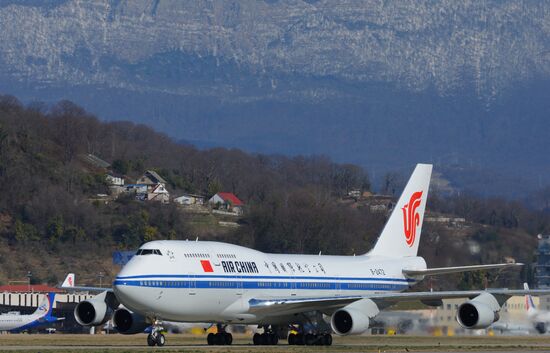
[0,293,63,332]
[524,283,550,333]
[64,164,550,346]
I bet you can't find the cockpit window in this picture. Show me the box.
[136,249,162,256]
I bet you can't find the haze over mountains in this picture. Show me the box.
[0,0,549,196]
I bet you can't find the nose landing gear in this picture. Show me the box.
[146,321,166,347]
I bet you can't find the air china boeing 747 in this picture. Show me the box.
[63,164,550,346]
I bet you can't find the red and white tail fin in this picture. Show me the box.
[61,273,75,288]
[368,164,432,258]
[524,282,537,315]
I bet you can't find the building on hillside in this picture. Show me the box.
[137,170,167,187]
[174,193,205,206]
[148,183,170,203]
[106,173,124,186]
[81,154,110,170]
[133,170,170,202]
[209,192,244,215]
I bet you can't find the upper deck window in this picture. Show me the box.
[136,249,162,256]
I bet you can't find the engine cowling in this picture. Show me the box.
[113,308,149,334]
[74,299,112,326]
[456,292,500,329]
[535,322,547,334]
[331,298,379,335]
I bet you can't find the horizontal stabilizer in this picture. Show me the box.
[403,263,523,277]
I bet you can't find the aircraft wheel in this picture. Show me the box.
[253,332,261,345]
[324,334,333,346]
[147,334,156,346]
[214,333,226,345]
[207,332,215,345]
[156,333,166,347]
[305,333,315,346]
[288,333,296,345]
[296,333,305,345]
[225,332,233,345]
[270,333,278,345]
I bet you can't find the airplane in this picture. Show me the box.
[524,282,550,333]
[0,293,64,332]
[62,163,550,346]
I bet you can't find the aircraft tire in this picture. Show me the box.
[214,333,226,345]
[253,333,261,345]
[225,333,233,345]
[156,333,165,347]
[288,333,296,345]
[207,333,215,345]
[147,334,156,347]
[269,333,278,345]
[296,333,305,345]
[305,333,315,346]
[323,334,333,346]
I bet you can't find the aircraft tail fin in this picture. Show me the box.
[524,282,537,313]
[368,163,432,258]
[33,292,55,317]
[61,273,75,288]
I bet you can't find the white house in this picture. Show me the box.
[148,183,170,203]
[208,192,244,215]
[106,174,125,186]
[174,194,204,206]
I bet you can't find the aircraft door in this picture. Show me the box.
[167,249,176,262]
[188,274,196,296]
[235,275,243,296]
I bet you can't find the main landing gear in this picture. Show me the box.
[288,332,332,346]
[207,324,233,345]
[146,321,166,347]
[253,325,279,345]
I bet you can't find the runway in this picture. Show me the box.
[1,334,550,352]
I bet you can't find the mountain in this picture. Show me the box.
[0,0,549,196]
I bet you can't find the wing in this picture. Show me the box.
[59,273,112,293]
[248,288,550,317]
[403,263,522,276]
[60,285,112,293]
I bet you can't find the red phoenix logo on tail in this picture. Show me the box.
[402,191,423,247]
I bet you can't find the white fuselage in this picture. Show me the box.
[0,312,41,331]
[113,240,426,324]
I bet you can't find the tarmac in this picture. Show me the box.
[1,334,550,352]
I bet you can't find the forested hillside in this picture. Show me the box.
[0,94,549,290]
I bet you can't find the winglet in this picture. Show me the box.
[61,273,75,288]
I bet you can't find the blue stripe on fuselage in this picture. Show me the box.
[115,274,415,283]
[113,279,410,291]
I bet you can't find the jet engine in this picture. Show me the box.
[535,322,547,334]
[74,291,118,326]
[75,299,112,326]
[331,298,380,335]
[456,292,500,329]
[113,308,149,334]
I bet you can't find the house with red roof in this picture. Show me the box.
[208,192,244,215]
